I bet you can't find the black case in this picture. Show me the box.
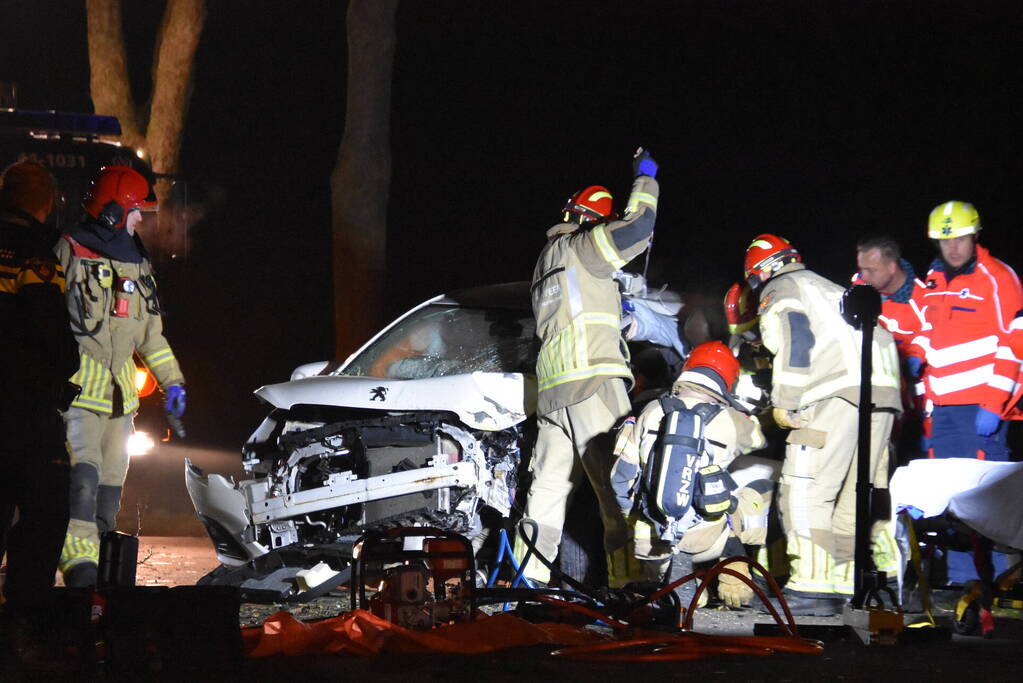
[98,530,139,588]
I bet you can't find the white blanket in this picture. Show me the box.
[889,459,1023,550]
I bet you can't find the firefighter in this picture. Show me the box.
[907,202,1023,461]
[55,166,186,587]
[610,341,769,608]
[517,148,659,588]
[0,161,78,635]
[745,234,902,615]
[853,234,930,462]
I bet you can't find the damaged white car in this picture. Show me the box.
[186,280,684,600]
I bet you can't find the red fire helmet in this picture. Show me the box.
[83,165,157,229]
[562,185,613,224]
[684,340,740,392]
[724,282,759,335]
[744,233,801,288]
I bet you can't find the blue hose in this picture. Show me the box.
[486,528,535,590]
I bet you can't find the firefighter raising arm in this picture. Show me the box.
[563,149,659,280]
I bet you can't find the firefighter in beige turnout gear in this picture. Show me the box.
[745,234,901,615]
[611,341,769,608]
[55,166,185,586]
[517,149,659,587]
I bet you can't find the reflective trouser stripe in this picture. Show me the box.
[786,534,844,595]
[787,524,900,596]
[59,532,99,572]
[872,519,900,574]
[606,544,645,588]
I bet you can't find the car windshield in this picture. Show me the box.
[336,304,538,380]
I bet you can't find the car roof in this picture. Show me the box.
[435,281,531,310]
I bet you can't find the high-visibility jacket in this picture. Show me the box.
[55,229,183,415]
[1003,311,1023,420]
[759,263,901,412]
[852,259,929,409]
[532,175,658,415]
[0,210,79,421]
[909,245,1023,414]
[852,259,928,354]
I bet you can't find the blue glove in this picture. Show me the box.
[626,299,685,358]
[975,407,1000,437]
[165,384,186,418]
[905,356,923,380]
[632,147,658,178]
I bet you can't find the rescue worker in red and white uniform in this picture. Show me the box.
[517,149,659,587]
[854,235,928,353]
[745,234,902,615]
[853,234,930,462]
[55,166,186,587]
[908,201,1023,461]
[1003,311,1023,420]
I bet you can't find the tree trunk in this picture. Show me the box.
[86,0,205,261]
[148,0,206,256]
[330,0,398,361]
[86,0,144,152]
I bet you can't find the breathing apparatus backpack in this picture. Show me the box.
[637,395,739,540]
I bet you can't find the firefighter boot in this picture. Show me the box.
[64,562,98,588]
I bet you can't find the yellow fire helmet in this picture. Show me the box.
[928,200,981,239]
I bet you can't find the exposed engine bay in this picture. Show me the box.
[185,371,533,601]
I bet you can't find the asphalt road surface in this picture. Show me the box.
[110,537,1023,682]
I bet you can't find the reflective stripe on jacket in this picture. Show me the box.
[760,263,901,411]
[56,233,183,415]
[909,245,1023,413]
[852,259,928,353]
[532,175,658,415]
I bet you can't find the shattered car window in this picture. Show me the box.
[337,305,538,379]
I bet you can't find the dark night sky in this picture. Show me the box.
[3,1,1023,445]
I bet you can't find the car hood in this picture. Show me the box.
[255,371,533,431]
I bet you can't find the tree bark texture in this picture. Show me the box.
[148,0,206,254]
[85,0,206,260]
[331,0,398,360]
[86,0,144,152]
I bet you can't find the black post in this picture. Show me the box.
[841,285,881,609]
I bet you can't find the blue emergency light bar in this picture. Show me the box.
[0,109,122,136]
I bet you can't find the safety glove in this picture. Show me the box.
[165,384,186,418]
[632,147,658,178]
[771,407,806,430]
[717,561,754,608]
[975,407,1001,437]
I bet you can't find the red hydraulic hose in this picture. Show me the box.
[542,556,821,663]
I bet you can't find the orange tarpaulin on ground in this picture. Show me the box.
[243,610,608,658]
